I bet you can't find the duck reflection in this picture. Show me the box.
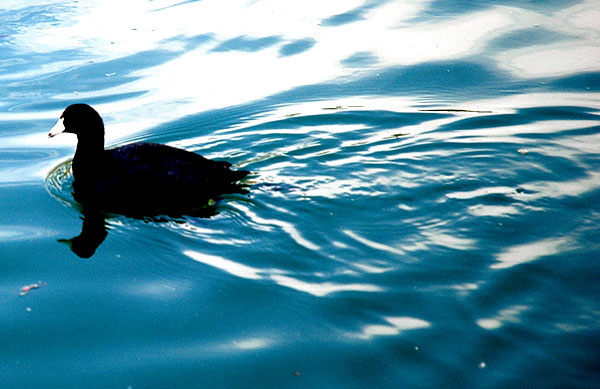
[59,196,239,258]
[58,210,107,259]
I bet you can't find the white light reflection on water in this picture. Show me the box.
[183,250,383,297]
[520,171,600,201]
[352,316,431,340]
[476,305,529,330]
[492,237,573,270]
[0,225,53,241]
[166,220,253,246]
[233,203,320,251]
[343,229,405,256]
[468,204,521,217]
[183,250,263,280]
[228,338,272,351]
[269,274,383,297]
[126,279,192,300]
[420,229,476,251]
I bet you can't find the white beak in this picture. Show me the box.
[48,117,66,138]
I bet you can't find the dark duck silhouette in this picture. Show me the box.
[49,103,249,217]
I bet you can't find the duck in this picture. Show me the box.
[49,103,249,216]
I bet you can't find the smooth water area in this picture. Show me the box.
[1,1,599,387]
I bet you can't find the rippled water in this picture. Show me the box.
[2,1,599,387]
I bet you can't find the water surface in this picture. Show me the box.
[1,1,599,387]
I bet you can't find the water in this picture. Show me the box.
[1,1,599,387]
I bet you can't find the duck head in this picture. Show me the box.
[48,103,104,139]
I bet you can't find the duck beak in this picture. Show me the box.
[48,117,66,138]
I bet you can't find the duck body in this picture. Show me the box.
[49,104,248,216]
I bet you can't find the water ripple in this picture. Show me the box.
[3,0,600,387]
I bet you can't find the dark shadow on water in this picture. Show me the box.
[486,27,572,51]
[279,38,317,57]
[547,72,600,92]
[7,47,182,112]
[340,51,379,68]
[321,0,391,27]
[412,0,582,20]
[164,33,214,51]
[59,195,237,258]
[45,49,179,92]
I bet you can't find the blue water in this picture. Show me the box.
[2,1,600,387]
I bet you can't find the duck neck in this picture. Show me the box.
[73,134,104,181]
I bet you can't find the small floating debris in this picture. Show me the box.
[293,372,301,377]
[19,281,46,296]
[478,361,487,369]
[518,149,529,155]
[105,72,116,77]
